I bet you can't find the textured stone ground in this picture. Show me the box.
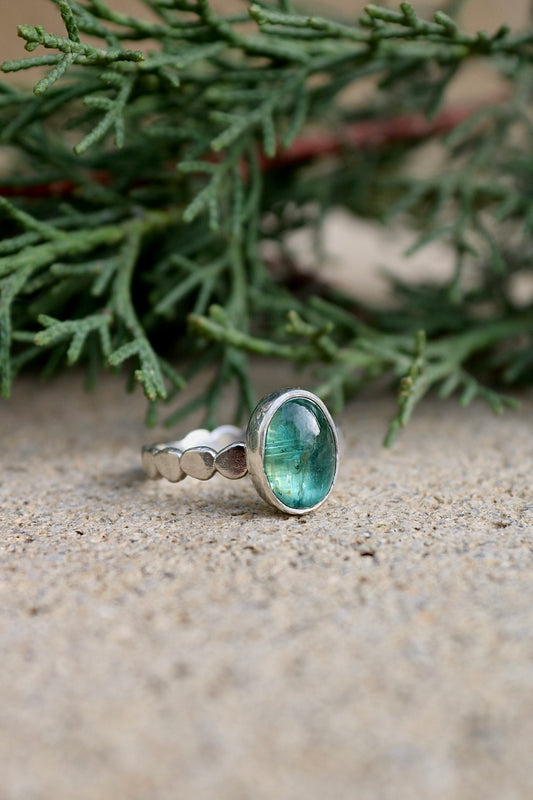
[1,372,532,800]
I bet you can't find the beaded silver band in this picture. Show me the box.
[142,425,247,482]
[142,388,339,515]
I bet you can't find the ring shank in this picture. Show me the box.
[142,425,247,482]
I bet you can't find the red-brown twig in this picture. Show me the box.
[0,104,481,200]
[260,105,476,170]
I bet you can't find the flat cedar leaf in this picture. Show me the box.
[0,0,532,439]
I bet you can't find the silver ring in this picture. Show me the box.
[142,388,339,515]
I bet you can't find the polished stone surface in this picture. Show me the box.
[263,398,336,510]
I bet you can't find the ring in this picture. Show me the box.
[142,388,339,515]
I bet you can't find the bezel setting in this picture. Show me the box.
[245,388,339,515]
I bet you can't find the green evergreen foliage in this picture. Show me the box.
[1,0,532,442]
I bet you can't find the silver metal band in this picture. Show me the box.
[142,388,339,515]
[142,424,247,482]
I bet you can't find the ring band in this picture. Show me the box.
[142,388,338,515]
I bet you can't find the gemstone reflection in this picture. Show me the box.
[263,398,336,510]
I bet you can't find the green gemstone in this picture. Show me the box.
[263,398,336,510]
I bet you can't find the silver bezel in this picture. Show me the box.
[245,388,339,515]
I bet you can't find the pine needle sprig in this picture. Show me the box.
[1,0,533,439]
